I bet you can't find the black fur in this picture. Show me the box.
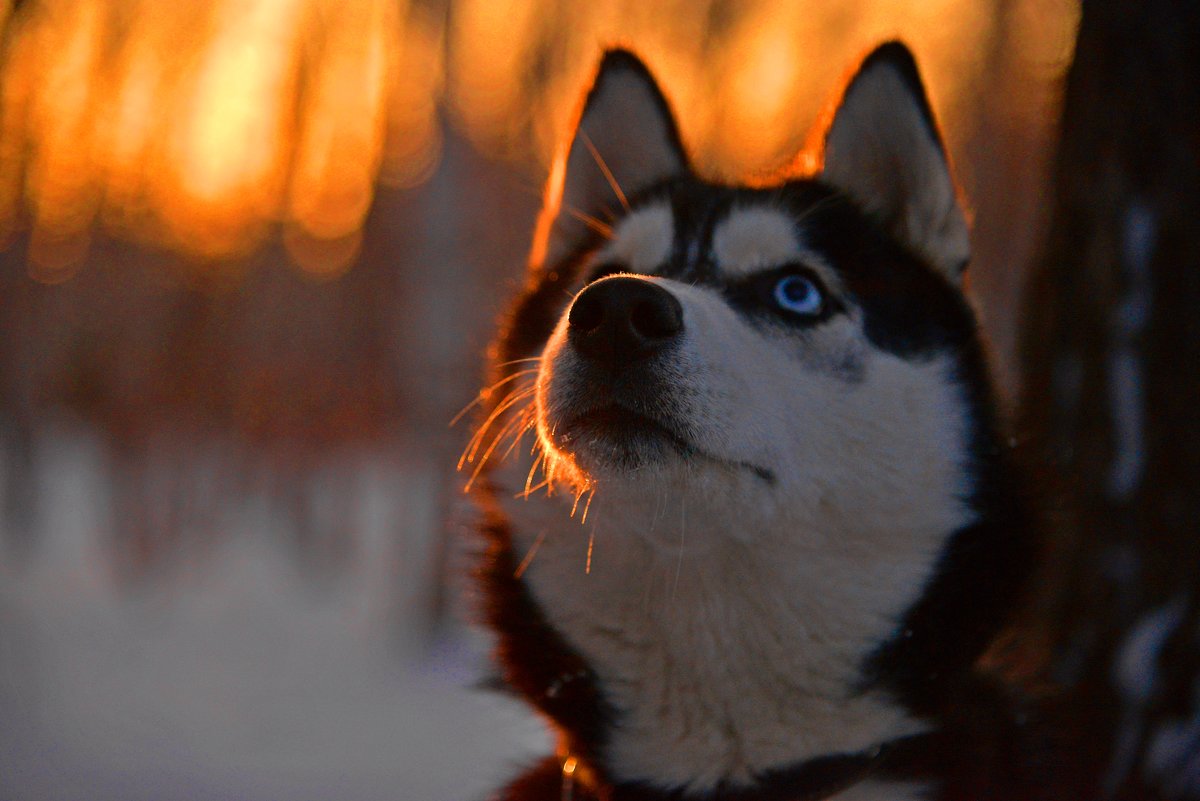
[583,49,690,172]
[847,43,950,170]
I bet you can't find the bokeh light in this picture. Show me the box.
[0,0,1079,276]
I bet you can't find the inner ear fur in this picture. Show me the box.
[819,41,970,281]
[530,49,687,271]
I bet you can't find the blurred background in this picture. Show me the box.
[0,1,1079,799]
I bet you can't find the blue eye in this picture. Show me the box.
[772,275,823,316]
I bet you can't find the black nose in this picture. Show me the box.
[568,276,684,366]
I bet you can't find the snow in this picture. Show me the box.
[0,427,549,801]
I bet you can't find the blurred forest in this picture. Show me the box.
[0,0,1078,581]
[0,1,1114,799]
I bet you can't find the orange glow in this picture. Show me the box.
[715,8,806,171]
[0,0,1079,273]
[0,0,445,268]
[441,0,1075,186]
[174,0,300,204]
[381,6,443,189]
[156,0,303,255]
[22,0,103,278]
[288,0,390,243]
[104,41,160,202]
[282,224,362,279]
[447,0,543,158]
[527,142,568,271]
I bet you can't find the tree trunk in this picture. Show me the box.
[1019,0,1200,797]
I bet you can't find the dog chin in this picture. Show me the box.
[545,404,688,478]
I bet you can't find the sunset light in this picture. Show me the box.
[0,0,1078,275]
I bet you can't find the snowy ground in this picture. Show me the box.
[0,429,549,801]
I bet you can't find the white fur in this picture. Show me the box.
[710,207,837,286]
[595,203,675,273]
[710,207,847,301]
[489,213,973,791]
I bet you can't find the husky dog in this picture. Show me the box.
[468,42,1038,801]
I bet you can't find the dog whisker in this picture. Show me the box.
[461,385,536,468]
[580,131,630,212]
[518,477,552,499]
[465,401,537,491]
[513,529,548,580]
[672,494,687,602]
[498,413,537,463]
[580,487,596,525]
[523,450,547,497]
[487,405,536,458]
[564,205,614,238]
[449,369,539,428]
[494,357,543,369]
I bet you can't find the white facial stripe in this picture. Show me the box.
[712,207,845,295]
[713,207,805,276]
[596,203,674,273]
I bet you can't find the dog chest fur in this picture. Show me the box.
[497,345,972,792]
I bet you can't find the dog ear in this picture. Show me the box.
[819,42,970,281]
[530,49,686,271]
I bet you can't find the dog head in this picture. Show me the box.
[474,43,1015,794]
[485,44,978,547]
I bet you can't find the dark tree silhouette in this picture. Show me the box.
[1020,1,1200,797]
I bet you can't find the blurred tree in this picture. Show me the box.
[1020,0,1200,797]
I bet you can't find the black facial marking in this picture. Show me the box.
[768,180,977,357]
[861,333,1039,715]
[723,265,845,329]
[663,181,726,282]
[506,172,980,377]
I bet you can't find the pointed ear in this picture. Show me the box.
[819,42,970,281]
[530,49,686,270]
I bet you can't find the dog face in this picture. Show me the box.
[475,45,999,794]
[532,191,974,548]
[487,46,977,549]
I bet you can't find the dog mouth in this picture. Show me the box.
[553,404,686,466]
[550,404,776,484]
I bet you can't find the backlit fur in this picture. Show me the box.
[473,44,1035,801]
